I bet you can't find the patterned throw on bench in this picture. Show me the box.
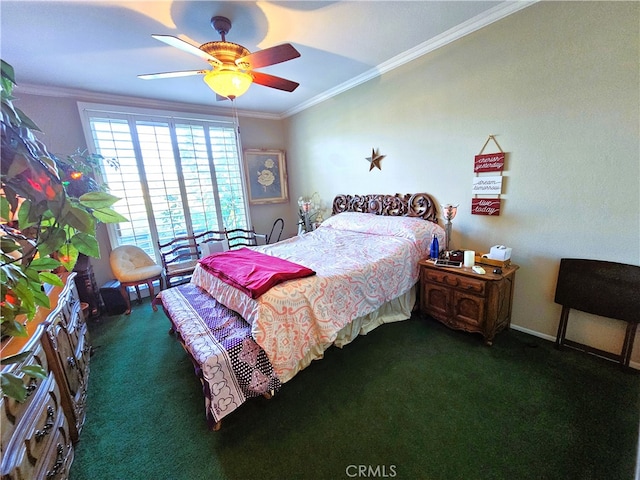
[156,283,282,427]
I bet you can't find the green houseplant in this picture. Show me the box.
[1,59,126,401]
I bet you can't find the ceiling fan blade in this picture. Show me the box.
[236,43,300,70]
[251,71,299,92]
[151,34,221,65]
[138,70,207,80]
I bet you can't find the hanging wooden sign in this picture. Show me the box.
[472,135,506,216]
[472,176,503,195]
[474,152,505,172]
[471,198,501,216]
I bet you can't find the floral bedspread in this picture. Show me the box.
[191,213,445,383]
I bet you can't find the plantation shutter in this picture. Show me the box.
[78,103,250,262]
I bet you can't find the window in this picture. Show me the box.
[78,103,250,261]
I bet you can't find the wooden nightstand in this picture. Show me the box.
[419,260,519,345]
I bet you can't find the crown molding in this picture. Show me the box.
[15,1,537,122]
[13,83,282,121]
[282,1,538,118]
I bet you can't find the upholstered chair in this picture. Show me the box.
[109,245,163,315]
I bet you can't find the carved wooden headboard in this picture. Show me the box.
[332,193,439,223]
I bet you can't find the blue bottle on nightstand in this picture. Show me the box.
[430,234,439,260]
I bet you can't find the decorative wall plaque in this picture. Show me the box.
[472,135,505,216]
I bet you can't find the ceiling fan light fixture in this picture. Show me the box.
[203,69,252,100]
[142,15,300,99]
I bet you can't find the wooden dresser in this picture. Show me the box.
[419,260,518,345]
[1,272,90,479]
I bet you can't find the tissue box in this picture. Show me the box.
[475,254,511,267]
[489,245,512,261]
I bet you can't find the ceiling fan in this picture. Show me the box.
[139,16,300,100]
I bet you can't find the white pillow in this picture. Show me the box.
[320,212,445,256]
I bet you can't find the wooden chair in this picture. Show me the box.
[267,218,284,244]
[158,230,226,288]
[225,228,268,250]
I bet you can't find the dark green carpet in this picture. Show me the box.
[69,299,639,480]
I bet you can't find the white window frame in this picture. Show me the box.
[77,101,252,262]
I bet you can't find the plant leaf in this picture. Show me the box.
[13,278,35,316]
[1,319,28,338]
[0,195,10,223]
[63,204,95,234]
[32,287,50,308]
[1,185,19,218]
[92,207,128,224]
[79,191,120,209]
[39,228,67,257]
[23,266,41,284]
[70,232,100,258]
[0,236,21,254]
[14,107,41,131]
[39,271,64,287]
[57,243,79,271]
[29,257,62,271]
[0,352,31,365]
[22,364,47,379]
[17,199,38,229]
[1,59,17,85]
[3,262,27,283]
[0,373,27,402]
[6,153,30,179]
[1,97,21,127]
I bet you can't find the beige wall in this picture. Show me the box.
[283,2,640,363]
[11,2,639,364]
[14,94,290,287]
[238,117,293,238]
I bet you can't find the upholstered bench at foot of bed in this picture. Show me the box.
[153,284,281,430]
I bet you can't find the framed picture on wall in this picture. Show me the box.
[243,149,289,204]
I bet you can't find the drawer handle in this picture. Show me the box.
[67,356,77,369]
[35,406,55,441]
[46,444,65,479]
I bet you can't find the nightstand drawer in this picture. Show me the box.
[423,269,486,295]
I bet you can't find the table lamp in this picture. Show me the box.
[441,203,458,251]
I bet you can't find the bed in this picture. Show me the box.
[155,193,445,430]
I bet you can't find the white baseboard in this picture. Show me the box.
[510,324,640,371]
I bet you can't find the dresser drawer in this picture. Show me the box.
[1,338,50,448]
[422,269,486,295]
[1,373,64,480]
[37,438,73,480]
[34,411,73,480]
[42,274,91,444]
[2,273,84,479]
[5,404,73,480]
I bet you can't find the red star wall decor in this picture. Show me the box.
[366,148,386,171]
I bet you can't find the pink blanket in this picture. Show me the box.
[199,248,315,299]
